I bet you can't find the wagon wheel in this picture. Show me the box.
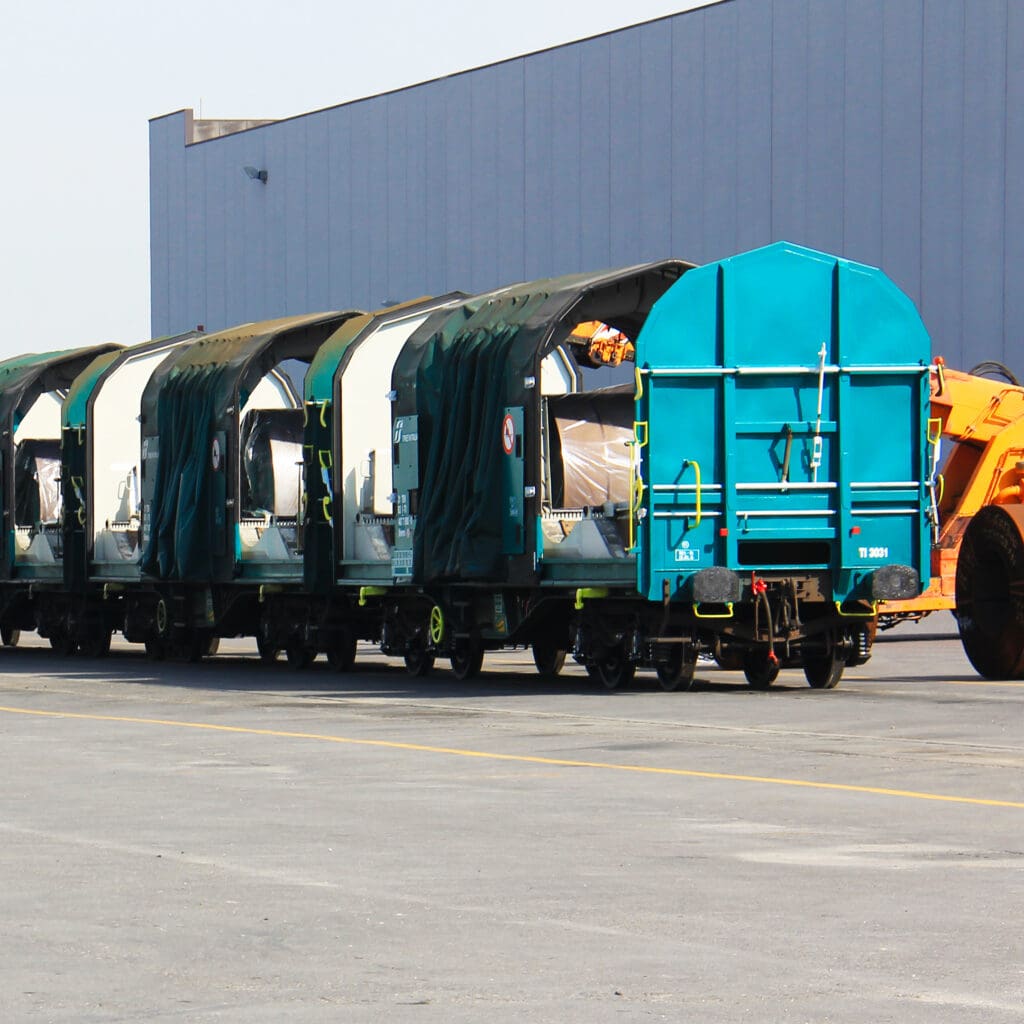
[743,650,780,690]
[326,626,357,673]
[286,643,316,669]
[78,627,112,659]
[586,646,635,691]
[145,638,166,661]
[404,641,435,677]
[655,645,697,692]
[532,640,567,678]
[256,635,282,664]
[450,638,484,681]
[803,646,845,689]
[48,621,78,657]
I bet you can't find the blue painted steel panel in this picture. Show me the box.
[732,0,772,255]
[702,6,738,257]
[523,51,555,283]
[221,134,249,328]
[770,0,809,244]
[148,115,171,334]
[803,1,845,254]
[420,80,449,297]
[162,114,188,338]
[638,22,672,261]
[326,107,354,308]
[396,87,428,304]
[202,142,226,332]
[347,102,374,309]
[493,60,526,286]
[921,3,966,364]
[577,35,611,272]
[305,119,330,311]
[364,96,390,309]
[282,118,310,315]
[148,0,1023,381]
[442,78,473,292]
[841,0,883,264]
[549,45,582,276]
[880,1,923,302]
[962,0,1007,365]
[1006,1,1024,365]
[608,28,642,267]
[669,12,705,258]
[263,121,290,316]
[469,66,501,290]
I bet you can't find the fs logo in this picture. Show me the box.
[393,419,404,445]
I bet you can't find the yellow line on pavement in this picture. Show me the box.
[1,704,1022,809]
[934,679,1024,689]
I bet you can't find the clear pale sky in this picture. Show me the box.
[0,1,706,359]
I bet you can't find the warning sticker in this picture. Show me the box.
[502,413,516,455]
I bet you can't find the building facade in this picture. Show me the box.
[150,0,1022,374]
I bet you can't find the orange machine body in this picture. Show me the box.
[883,362,1024,617]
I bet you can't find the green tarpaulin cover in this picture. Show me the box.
[394,263,687,582]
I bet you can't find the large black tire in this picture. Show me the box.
[1,624,20,648]
[956,504,1024,679]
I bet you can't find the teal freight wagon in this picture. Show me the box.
[383,242,931,689]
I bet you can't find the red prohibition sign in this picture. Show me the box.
[501,413,516,455]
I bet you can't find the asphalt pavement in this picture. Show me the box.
[1,613,1022,1023]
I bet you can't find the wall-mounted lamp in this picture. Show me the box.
[243,165,268,184]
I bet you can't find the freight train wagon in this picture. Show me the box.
[0,242,932,690]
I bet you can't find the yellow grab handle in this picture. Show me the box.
[693,602,733,620]
[834,600,878,618]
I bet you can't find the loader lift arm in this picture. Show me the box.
[881,359,1024,678]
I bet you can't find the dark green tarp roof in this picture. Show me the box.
[141,313,359,581]
[393,262,689,582]
[0,343,121,434]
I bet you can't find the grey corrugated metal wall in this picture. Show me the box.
[150,0,1023,374]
